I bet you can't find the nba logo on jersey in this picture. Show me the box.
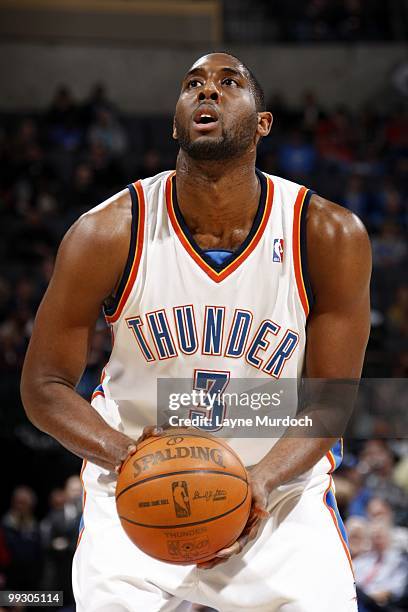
[273,238,284,262]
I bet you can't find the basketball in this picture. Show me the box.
[115,430,251,564]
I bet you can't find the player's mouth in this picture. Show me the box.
[192,106,220,133]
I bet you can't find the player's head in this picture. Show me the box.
[173,52,272,162]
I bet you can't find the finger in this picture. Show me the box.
[253,504,269,519]
[114,443,137,474]
[215,540,241,558]
[137,425,163,444]
[245,511,262,529]
[216,518,262,558]
[197,556,229,570]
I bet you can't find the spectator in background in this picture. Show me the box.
[277,129,316,181]
[137,149,164,179]
[81,82,117,126]
[345,516,370,559]
[41,476,82,611]
[358,441,408,525]
[371,182,407,232]
[387,285,408,339]
[316,107,355,170]
[1,486,43,591]
[371,222,407,269]
[342,174,368,218]
[0,527,10,588]
[267,92,293,131]
[87,108,128,158]
[353,521,408,609]
[10,118,40,163]
[62,163,98,224]
[385,106,408,151]
[299,90,322,135]
[86,141,125,197]
[46,86,82,152]
[366,497,408,553]
[0,277,11,324]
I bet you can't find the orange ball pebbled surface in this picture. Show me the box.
[115,429,251,564]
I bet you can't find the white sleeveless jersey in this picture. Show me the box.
[92,169,341,472]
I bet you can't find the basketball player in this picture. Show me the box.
[21,53,371,611]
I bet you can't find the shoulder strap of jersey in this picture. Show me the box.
[292,187,314,318]
[104,181,145,324]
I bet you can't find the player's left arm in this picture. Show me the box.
[197,194,371,569]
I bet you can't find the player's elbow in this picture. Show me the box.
[20,367,43,428]
[20,361,53,431]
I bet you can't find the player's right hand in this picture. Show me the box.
[114,425,163,473]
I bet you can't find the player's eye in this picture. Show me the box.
[187,79,202,89]
[222,78,238,87]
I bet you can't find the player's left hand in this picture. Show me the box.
[196,466,270,570]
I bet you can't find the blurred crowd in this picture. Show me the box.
[0,81,407,610]
[335,439,408,610]
[224,0,408,42]
[0,476,82,612]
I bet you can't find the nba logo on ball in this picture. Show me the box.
[273,238,284,263]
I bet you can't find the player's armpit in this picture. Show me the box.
[21,190,137,471]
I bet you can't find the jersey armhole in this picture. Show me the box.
[293,187,315,318]
[104,182,144,323]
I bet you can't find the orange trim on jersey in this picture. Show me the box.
[292,186,310,318]
[76,459,88,549]
[91,390,105,402]
[105,181,146,323]
[323,476,355,578]
[166,172,274,283]
[326,438,344,473]
[326,450,336,473]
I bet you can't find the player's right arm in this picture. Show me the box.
[21,191,138,471]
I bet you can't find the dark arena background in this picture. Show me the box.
[0,1,407,610]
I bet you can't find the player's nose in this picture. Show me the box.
[198,80,220,103]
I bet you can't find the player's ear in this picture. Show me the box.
[172,118,178,140]
[257,112,273,138]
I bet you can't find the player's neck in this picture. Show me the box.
[175,151,260,246]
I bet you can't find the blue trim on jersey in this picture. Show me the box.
[330,439,343,470]
[300,189,315,311]
[171,168,267,273]
[325,488,349,545]
[92,383,104,396]
[78,513,84,534]
[104,183,139,316]
[204,249,234,266]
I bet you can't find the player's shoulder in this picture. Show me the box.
[66,187,132,250]
[307,193,370,252]
[62,170,174,252]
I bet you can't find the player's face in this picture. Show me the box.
[173,54,262,161]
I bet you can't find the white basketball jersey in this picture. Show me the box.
[92,169,341,471]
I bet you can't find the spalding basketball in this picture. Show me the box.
[115,430,251,564]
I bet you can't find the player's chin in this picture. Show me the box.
[190,131,221,143]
